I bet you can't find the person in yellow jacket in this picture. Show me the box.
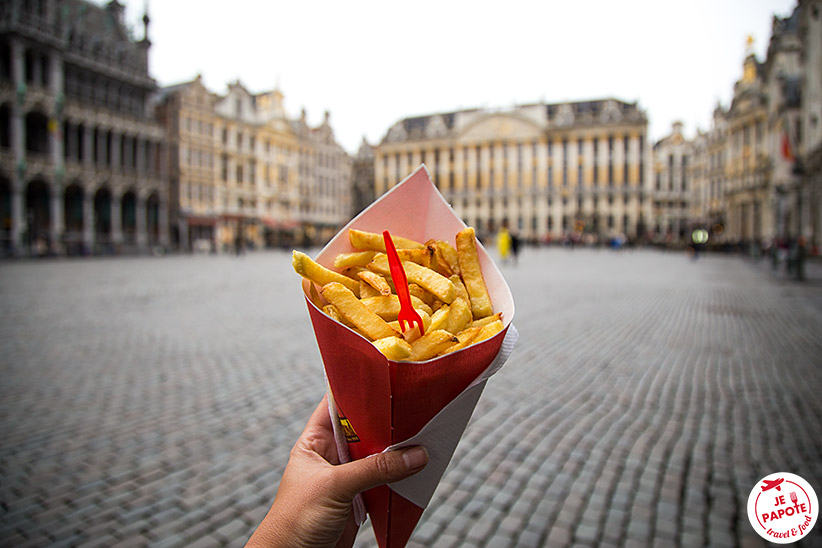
[497,224,512,263]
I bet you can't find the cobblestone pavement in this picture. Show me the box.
[1,248,821,548]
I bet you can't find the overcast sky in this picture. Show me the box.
[104,0,797,154]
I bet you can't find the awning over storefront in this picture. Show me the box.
[220,214,256,223]
[262,217,300,230]
[186,216,218,227]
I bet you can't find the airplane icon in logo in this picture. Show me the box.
[761,478,785,492]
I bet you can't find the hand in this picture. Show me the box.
[246,396,428,548]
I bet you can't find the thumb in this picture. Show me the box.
[331,446,428,500]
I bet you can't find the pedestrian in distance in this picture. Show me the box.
[497,222,512,264]
[510,230,521,265]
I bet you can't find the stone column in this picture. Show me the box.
[136,137,145,176]
[83,191,94,253]
[50,52,63,167]
[111,188,122,245]
[50,183,64,253]
[10,38,26,253]
[11,184,24,256]
[158,196,169,247]
[135,194,146,248]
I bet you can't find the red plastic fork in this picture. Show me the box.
[383,230,425,336]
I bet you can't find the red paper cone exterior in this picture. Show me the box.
[301,166,515,548]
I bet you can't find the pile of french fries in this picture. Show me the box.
[293,227,504,362]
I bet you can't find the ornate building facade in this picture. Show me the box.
[292,109,353,246]
[351,137,375,216]
[652,122,693,242]
[158,79,351,251]
[375,99,651,243]
[0,0,169,256]
[686,1,821,252]
[797,0,821,250]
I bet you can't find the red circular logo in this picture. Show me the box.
[747,472,818,543]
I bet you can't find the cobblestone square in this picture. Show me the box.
[1,248,821,547]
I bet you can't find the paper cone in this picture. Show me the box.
[302,165,517,548]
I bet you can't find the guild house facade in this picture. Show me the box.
[0,0,169,256]
[652,122,694,243]
[158,78,352,251]
[669,2,821,253]
[375,99,651,243]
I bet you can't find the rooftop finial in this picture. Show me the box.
[142,0,151,42]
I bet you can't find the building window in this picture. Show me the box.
[668,154,674,190]
[639,136,645,183]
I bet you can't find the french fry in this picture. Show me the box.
[368,255,456,304]
[473,319,505,343]
[400,248,432,266]
[323,304,367,336]
[333,251,377,269]
[441,297,472,334]
[450,275,469,304]
[438,325,483,356]
[409,284,435,307]
[321,282,397,340]
[361,295,433,320]
[293,251,360,296]
[428,304,450,332]
[357,270,392,296]
[340,265,366,280]
[373,337,412,360]
[349,228,424,251]
[308,282,324,309]
[426,240,461,277]
[359,280,382,299]
[409,330,459,361]
[455,227,493,319]
[372,249,431,267]
[465,312,503,330]
[323,304,343,322]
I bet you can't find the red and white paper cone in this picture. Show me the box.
[301,165,517,548]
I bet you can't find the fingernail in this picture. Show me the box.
[402,446,428,471]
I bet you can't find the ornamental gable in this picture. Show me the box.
[458,113,544,142]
